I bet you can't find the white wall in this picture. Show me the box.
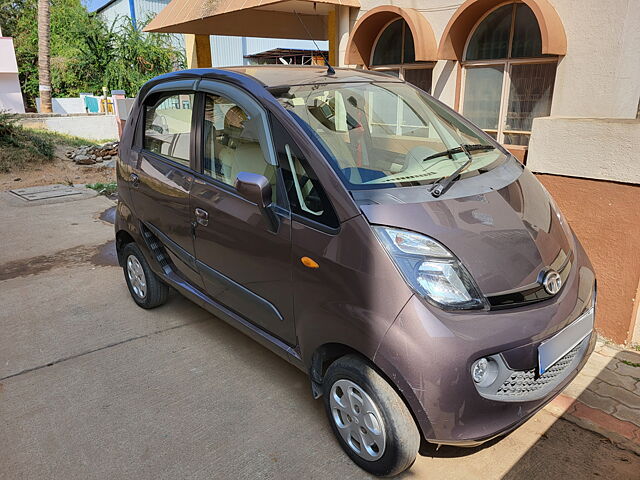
[0,73,25,113]
[18,115,119,141]
[35,97,86,114]
[550,0,640,119]
[0,37,25,113]
[528,116,640,184]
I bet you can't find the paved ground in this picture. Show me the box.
[1,192,638,479]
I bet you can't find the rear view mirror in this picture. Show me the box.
[234,172,278,231]
[235,172,272,208]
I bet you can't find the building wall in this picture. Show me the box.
[537,174,640,344]
[0,37,25,113]
[346,1,640,343]
[98,0,184,50]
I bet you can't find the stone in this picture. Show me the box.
[592,382,640,409]
[576,389,616,414]
[594,367,640,393]
[612,403,640,426]
[75,156,96,165]
[74,154,89,163]
[103,155,111,160]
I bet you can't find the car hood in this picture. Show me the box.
[357,168,574,296]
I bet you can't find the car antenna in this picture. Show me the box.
[294,10,336,75]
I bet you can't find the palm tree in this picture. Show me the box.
[37,0,52,113]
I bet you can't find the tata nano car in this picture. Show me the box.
[115,66,596,476]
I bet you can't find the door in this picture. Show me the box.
[190,84,296,344]
[130,88,204,289]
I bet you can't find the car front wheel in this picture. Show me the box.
[322,354,420,477]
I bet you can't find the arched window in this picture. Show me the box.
[370,19,432,94]
[461,3,557,148]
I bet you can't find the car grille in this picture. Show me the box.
[495,342,581,398]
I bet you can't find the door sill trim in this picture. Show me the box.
[161,268,303,369]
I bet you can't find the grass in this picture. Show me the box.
[0,110,109,173]
[87,181,118,196]
[621,359,640,368]
[27,129,114,148]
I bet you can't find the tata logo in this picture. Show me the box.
[543,270,562,295]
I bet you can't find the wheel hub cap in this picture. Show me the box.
[329,379,386,461]
[126,255,147,299]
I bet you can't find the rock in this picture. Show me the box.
[13,177,21,182]
[103,155,111,160]
[95,157,103,163]
[75,155,96,165]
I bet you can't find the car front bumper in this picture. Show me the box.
[373,238,597,444]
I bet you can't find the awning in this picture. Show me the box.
[143,0,360,40]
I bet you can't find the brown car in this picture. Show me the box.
[115,66,596,476]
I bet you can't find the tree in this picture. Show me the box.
[37,0,52,112]
[12,0,185,110]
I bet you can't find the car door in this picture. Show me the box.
[189,81,296,345]
[129,83,204,289]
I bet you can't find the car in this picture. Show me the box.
[114,65,596,477]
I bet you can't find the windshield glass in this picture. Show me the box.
[271,82,507,190]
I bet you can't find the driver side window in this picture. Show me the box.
[271,116,339,229]
[202,94,276,193]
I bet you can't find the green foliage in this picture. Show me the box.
[0,110,54,172]
[28,128,109,147]
[11,0,185,109]
[87,181,117,196]
[0,110,104,172]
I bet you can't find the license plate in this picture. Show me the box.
[538,308,594,374]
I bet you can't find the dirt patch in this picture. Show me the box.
[0,241,118,281]
[0,158,115,191]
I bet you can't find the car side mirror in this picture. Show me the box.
[235,172,272,208]
[234,172,279,231]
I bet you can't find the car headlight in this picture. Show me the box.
[373,227,488,311]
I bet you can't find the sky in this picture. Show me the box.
[83,0,109,13]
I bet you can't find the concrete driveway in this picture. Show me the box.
[0,191,637,479]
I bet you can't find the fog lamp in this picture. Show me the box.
[471,358,498,386]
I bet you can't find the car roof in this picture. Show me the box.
[219,65,403,87]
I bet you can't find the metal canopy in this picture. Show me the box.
[143,0,359,40]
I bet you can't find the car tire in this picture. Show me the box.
[122,242,169,309]
[322,354,420,477]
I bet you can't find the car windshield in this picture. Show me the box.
[271,82,507,190]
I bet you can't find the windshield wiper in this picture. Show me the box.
[423,144,495,162]
[430,156,473,198]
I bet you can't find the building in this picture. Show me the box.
[143,0,640,345]
[0,28,25,113]
[87,0,328,67]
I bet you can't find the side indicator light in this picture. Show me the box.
[301,256,319,269]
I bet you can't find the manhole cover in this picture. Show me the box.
[10,184,83,201]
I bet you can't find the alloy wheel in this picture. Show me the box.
[329,379,386,461]
[126,254,147,299]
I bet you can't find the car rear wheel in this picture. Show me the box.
[122,243,169,309]
[322,354,420,477]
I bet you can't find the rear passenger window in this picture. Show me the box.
[144,93,194,166]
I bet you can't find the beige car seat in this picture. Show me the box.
[218,106,275,185]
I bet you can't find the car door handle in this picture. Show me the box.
[130,173,140,187]
[195,208,209,226]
